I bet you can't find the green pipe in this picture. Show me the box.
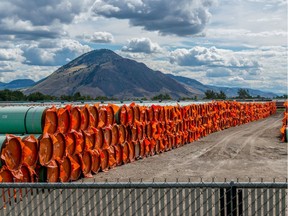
[0,107,32,134]
[0,106,47,134]
[286,127,288,142]
[25,107,47,134]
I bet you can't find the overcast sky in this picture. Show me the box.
[0,0,286,94]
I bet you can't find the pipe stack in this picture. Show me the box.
[0,101,277,182]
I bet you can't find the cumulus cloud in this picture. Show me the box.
[0,18,66,40]
[169,46,259,68]
[79,31,114,43]
[0,0,92,40]
[22,39,92,66]
[209,76,250,88]
[121,38,162,53]
[206,28,287,46]
[0,48,24,62]
[0,62,14,72]
[238,69,262,77]
[169,46,223,66]
[93,0,217,36]
[0,64,58,83]
[228,76,245,82]
[0,0,90,26]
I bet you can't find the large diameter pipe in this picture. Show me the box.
[25,106,47,134]
[0,134,41,170]
[0,135,23,171]
[0,107,31,134]
[0,106,47,134]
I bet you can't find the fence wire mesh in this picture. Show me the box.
[0,181,287,216]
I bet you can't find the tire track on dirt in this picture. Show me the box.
[189,129,246,159]
[240,115,282,159]
[206,113,283,178]
[91,111,286,181]
[221,116,281,159]
[152,115,278,178]
[196,117,271,159]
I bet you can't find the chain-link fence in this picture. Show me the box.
[0,181,287,215]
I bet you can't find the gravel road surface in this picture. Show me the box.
[85,111,287,182]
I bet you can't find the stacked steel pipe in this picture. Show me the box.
[280,101,288,142]
[0,101,277,182]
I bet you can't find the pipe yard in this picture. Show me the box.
[0,100,286,183]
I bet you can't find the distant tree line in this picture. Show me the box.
[0,89,55,101]
[204,90,227,100]
[274,94,287,99]
[235,89,270,100]
[0,89,117,102]
[204,88,272,100]
[151,93,172,101]
[0,88,274,102]
[0,90,174,102]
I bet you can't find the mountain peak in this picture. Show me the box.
[25,49,192,99]
[84,49,121,60]
[62,49,122,70]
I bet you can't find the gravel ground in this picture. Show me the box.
[84,110,287,183]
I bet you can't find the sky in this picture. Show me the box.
[0,0,287,94]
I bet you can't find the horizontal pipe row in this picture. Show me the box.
[0,101,277,183]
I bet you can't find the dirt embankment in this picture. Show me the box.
[84,111,287,182]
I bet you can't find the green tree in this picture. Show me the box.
[95,96,109,101]
[60,95,73,101]
[151,93,172,101]
[27,92,52,101]
[275,94,288,99]
[85,95,93,100]
[204,90,217,99]
[217,91,227,100]
[72,92,83,101]
[0,89,26,101]
[237,89,251,99]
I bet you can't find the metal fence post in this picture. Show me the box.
[231,182,237,216]
[226,181,237,216]
[220,188,225,216]
[238,189,243,216]
[226,183,232,216]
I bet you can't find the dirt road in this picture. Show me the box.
[86,111,287,182]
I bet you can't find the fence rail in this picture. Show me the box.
[0,181,287,215]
